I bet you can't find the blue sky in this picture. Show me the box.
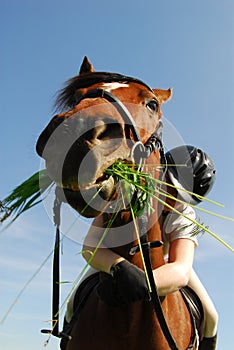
[0,0,233,349]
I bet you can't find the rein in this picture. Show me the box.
[41,188,70,340]
[42,87,179,349]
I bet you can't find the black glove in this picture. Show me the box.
[97,260,150,306]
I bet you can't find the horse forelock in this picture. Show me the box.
[54,72,152,112]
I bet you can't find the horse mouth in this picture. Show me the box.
[58,167,118,218]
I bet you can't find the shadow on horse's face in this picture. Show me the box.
[36,57,172,217]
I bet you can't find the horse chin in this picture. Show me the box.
[61,175,116,218]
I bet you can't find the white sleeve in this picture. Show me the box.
[162,203,198,246]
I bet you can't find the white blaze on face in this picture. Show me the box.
[101,82,129,92]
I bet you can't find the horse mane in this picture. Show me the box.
[55,71,152,112]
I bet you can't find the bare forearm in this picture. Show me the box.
[82,245,124,274]
[153,239,195,296]
[82,215,124,273]
[153,262,191,296]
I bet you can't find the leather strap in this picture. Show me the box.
[41,189,67,339]
[129,240,163,255]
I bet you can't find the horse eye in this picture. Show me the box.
[146,100,158,114]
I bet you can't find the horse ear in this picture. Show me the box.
[153,88,173,104]
[79,56,95,74]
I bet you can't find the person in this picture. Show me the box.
[164,146,218,349]
[71,145,218,350]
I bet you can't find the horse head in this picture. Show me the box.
[36,57,172,217]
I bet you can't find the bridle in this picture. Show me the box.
[41,86,179,350]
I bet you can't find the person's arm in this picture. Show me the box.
[153,238,195,296]
[82,215,124,274]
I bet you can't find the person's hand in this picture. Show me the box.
[96,260,150,306]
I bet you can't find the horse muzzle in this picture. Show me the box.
[37,110,133,217]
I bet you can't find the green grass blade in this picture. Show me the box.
[0,169,53,224]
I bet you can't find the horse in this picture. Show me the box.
[36,57,199,350]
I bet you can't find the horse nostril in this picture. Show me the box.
[93,118,123,142]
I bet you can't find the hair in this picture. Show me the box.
[55,71,152,112]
